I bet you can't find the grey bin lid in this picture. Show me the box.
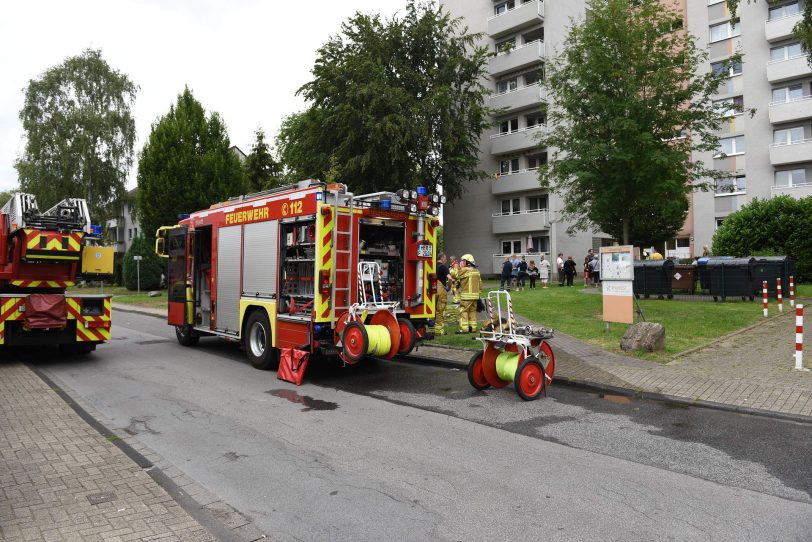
[703,257,756,267]
[633,260,675,268]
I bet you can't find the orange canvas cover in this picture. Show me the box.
[24,294,67,330]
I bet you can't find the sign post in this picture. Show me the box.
[600,246,635,327]
[133,255,143,293]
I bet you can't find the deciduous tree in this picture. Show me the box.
[276,0,491,201]
[245,128,283,192]
[15,49,137,224]
[136,88,247,240]
[540,0,745,246]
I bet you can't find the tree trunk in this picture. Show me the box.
[622,216,630,246]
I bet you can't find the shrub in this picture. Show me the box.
[123,236,163,290]
[712,195,812,281]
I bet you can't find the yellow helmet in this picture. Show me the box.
[461,253,475,265]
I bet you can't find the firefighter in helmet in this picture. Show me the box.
[433,253,450,335]
[450,253,481,334]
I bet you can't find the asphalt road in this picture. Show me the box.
[26,310,812,541]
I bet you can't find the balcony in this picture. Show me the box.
[490,83,546,113]
[766,55,812,84]
[765,13,802,43]
[771,182,812,199]
[489,40,545,78]
[491,169,543,195]
[490,125,546,155]
[769,96,812,124]
[492,209,550,235]
[769,139,812,165]
[490,252,549,275]
[488,0,544,40]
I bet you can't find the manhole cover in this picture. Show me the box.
[87,492,117,505]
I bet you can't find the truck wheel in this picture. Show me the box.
[244,311,278,370]
[59,343,95,356]
[397,318,416,355]
[175,325,199,347]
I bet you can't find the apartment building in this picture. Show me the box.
[440,0,625,275]
[688,0,811,253]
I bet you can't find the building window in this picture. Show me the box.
[775,168,807,186]
[128,228,132,240]
[524,70,540,86]
[772,83,804,104]
[709,21,740,43]
[710,59,743,77]
[769,2,801,20]
[716,135,746,157]
[494,0,515,15]
[500,158,520,174]
[715,218,725,230]
[714,175,746,194]
[496,76,518,94]
[713,96,744,117]
[501,240,522,255]
[707,0,724,5]
[527,236,549,254]
[500,198,521,215]
[133,227,137,238]
[526,113,545,128]
[774,126,806,145]
[770,42,804,62]
[527,153,547,169]
[527,195,548,211]
[499,118,519,134]
[496,38,516,54]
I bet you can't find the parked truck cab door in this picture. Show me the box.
[165,227,191,326]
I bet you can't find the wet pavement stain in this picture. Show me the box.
[600,394,636,404]
[223,451,247,462]
[266,389,338,411]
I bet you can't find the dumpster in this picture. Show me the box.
[704,257,756,301]
[671,264,696,294]
[750,256,795,298]
[696,256,734,293]
[633,260,675,298]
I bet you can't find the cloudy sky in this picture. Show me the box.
[0,0,408,192]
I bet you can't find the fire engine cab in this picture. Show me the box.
[156,181,443,374]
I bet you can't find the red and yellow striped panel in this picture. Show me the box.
[22,229,84,261]
[66,297,112,342]
[315,202,334,322]
[9,280,75,288]
[0,297,26,345]
[414,219,437,318]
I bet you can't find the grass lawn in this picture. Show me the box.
[68,285,168,310]
[434,280,789,362]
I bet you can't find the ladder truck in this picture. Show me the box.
[155,181,444,381]
[0,193,114,353]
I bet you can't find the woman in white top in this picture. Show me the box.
[538,255,551,288]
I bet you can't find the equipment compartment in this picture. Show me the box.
[279,219,317,317]
[358,219,405,306]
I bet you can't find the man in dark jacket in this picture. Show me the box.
[500,257,512,290]
[563,256,577,287]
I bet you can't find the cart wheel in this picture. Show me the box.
[175,324,199,347]
[244,310,278,370]
[341,321,368,364]
[397,318,416,355]
[540,340,556,383]
[515,357,546,401]
[467,351,491,390]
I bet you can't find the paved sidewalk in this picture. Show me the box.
[0,361,216,542]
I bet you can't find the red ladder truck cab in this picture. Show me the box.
[156,181,444,373]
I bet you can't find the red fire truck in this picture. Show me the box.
[0,193,114,353]
[156,181,443,376]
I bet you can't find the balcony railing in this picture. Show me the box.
[491,208,551,234]
[488,0,544,39]
[766,54,812,83]
[490,82,546,112]
[769,95,812,124]
[490,124,546,154]
[769,138,812,165]
[491,168,543,194]
[765,13,802,43]
[771,182,812,199]
[489,40,545,78]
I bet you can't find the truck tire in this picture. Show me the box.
[175,324,200,347]
[244,310,278,370]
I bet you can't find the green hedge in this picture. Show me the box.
[712,195,812,281]
[123,236,163,290]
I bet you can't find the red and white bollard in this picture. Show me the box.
[763,281,769,317]
[789,275,795,308]
[777,278,783,313]
[796,304,809,372]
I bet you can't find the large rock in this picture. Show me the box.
[620,322,665,352]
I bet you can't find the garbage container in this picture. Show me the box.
[704,257,756,301]
[633,260,675,298]
[696,256,734,294]
[750,255,795,298]
[671,264,696,295]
